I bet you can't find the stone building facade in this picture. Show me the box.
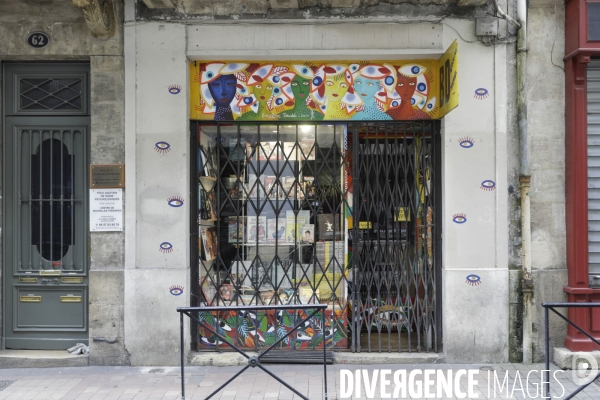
[0,0,570,367]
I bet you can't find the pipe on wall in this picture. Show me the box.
[515,0,532,365]
[494,0,531,363]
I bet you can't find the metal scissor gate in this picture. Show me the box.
[191,121,441,355]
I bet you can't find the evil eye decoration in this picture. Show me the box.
[452,213,467,224]
[417,82,427,92]
[167,196,184,207]
[458,137,474,149]
[312,76,323,86]
[169,285,184,296]
[466,274,482,286]
[168,85,181,95]
[474,88,489,100]
[154,141,171,154]
[275,98,284,105]
[272,75,280,83]
[481,180,496,191]
[425,97,438,114]
[159,242,173,253]
[398,64,427,78]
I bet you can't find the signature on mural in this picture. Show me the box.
[192,62,439,121]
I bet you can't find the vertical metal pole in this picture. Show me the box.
[180,311,185,400]
[545,306,550,398]
[322,307,328,400]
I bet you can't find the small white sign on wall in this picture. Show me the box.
[90,189,123,232]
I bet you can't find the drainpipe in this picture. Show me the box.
[515,0,533,365]
[494,0,531,363]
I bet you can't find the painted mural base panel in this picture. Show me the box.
[197,308,348,350]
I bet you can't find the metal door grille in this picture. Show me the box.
[191,121,441,353]
[17,128,87,272]
[19,78,83,111]
[350,121,441,353]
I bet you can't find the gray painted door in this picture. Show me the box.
[2,63,90,349]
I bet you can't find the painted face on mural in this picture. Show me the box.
[353,76,380,99]
[395,74,417,103]
[324,75,349,100]
[290,76,310,99]
[208,74,237,107]
[252,83,274,103]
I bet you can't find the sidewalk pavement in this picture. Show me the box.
[0,363,599,400]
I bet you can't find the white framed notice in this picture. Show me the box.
[90,189,123,232]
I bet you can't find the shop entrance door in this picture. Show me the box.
[2,63,90,350]
[350,121,441,352]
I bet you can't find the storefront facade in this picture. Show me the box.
[124,5,512,365]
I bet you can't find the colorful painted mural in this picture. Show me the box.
[197,309,348,350]
[190,61,442,121]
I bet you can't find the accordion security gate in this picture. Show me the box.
[191,121,441,353]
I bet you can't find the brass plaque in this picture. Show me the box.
[20,296,41,302]
[61,277,83,284]
[60,296,82,303]
[19,277,38,283]
[39,270,61,276]
[90,164,125,188]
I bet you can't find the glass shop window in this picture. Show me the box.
[196,124,349,311]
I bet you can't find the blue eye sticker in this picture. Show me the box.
[169,285,184,296]
[159,242,173,253]
[167,196,184,207]
[481,180,496,191]
[474,88,489,100]
[466,274,482,286]
[458,137,474,149]
[155,141,171,154]
[452,213,467,224]
[168,85,181,95]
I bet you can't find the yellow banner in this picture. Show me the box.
[438,40,459,117]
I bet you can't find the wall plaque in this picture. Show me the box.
[90,164,124,188]
[90,189,123,232]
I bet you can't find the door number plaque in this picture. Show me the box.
[27,32,50,49]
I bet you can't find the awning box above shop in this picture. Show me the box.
[189,40,458,121]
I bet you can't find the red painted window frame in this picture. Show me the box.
[564,0,600,351]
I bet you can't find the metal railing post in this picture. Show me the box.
[180,311,185,400]
[542,302,600,400]
[544,305,550,399]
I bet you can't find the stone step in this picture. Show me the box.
[0,350,88,368]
